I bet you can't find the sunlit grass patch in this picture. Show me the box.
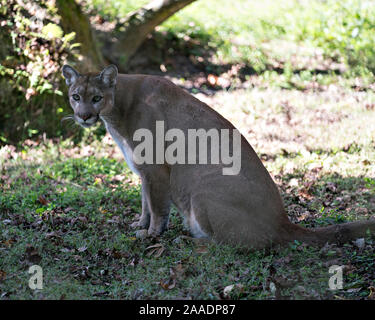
[90,0,375,78]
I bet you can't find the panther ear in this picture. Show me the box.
[99,65,118,87]
[62,65,80,86]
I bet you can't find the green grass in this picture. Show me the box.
[88,0,375,77]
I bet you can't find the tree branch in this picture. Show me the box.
[107,0,197,67]
[56,0,104,71]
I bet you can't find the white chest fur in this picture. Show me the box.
[103,122,140,176]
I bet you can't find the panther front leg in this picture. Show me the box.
[131,183,151,229]
[131,168,171,237]
[142,168,172,237]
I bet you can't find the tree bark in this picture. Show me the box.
[56,0,104,71]
[107,0,197,66]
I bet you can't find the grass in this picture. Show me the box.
[1,78,374,299]
[87,0,375,77]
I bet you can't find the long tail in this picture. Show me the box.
[283,219,375,246]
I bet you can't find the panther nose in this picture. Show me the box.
[78,113,92,121]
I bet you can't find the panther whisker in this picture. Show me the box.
[61,115,75,123]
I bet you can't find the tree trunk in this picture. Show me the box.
[56,0,104,71]
[107,0,197,67]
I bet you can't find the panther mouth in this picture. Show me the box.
[79,114,99,128]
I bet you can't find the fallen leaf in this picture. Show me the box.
[269,282,276,295]
[362,159,371,165]
[346,288,361,293]
[368,287,375,300]
[326,182,337,193]
[111,248,128,259]
[223,284,244,299]
[195,245,208,254]
[78,245,87,252]
[160,268,177,290]
[354,238,365,250]
[160,279,176,290]
[112,174,125,182]
[297,211,310,221]
[145,243,165,258]
[38,195,49,205]
[0,270,6,281]
[93,291,109,297]
[129,257,138,267]
[1,239,16,247]
[45,231,57,238]
[99,206,108,214]
[172,263,185,279]
[78,216,88,223]
[298,189,313,200]
[25,245,42,264]
[289,178,299,187]
[72,255,82,261]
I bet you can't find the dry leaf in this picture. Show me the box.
[172,263,185,278]
[195,245,208,254]
[78,216,88,223]
[145,243,165,258]
[0,270,6,281]
[223,284,244,299]
[354,238,365,250]
[160,278,176,290]
[64,207,74,213]
[78,245,87,252]
[368,287,375,300]
[45,231,60,239]
[26,245,42,264]
[99,206,108,214]
[160,268,177,290]
[111,248,127,259]
[38,195,49,205]
[362,159,371,165]
[2,239,16,247]
[298,189,313,200]
[297,211,310,221]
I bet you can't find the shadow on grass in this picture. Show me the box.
[98,27,345,95]
[278,171,375,229]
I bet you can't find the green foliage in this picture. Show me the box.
[89,0,375,77]
[163,0,375,76]
[0,0,77,144]
[282,0,375,76]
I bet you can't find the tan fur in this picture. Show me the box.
[62,65,375,249]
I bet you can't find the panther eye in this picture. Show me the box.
[72,94,80,101]
[92,96,102,103]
